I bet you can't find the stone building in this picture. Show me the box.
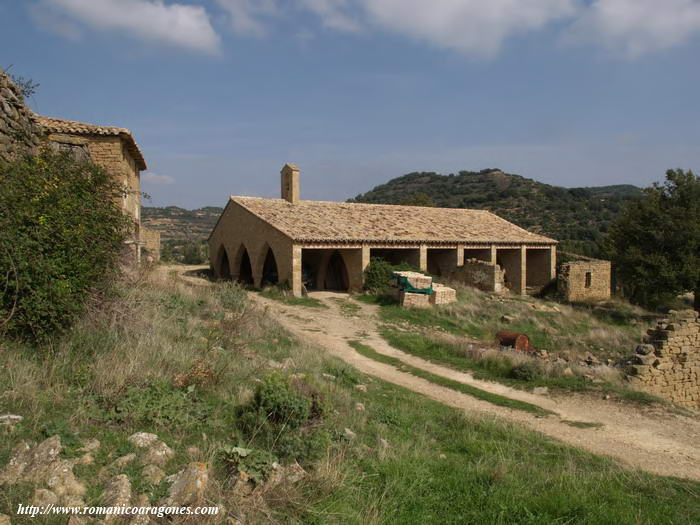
[209,164,557,296]
[33,116,160,262]
[558,254,611,302]
[0,69,159,261]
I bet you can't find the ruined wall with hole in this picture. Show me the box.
[558,256,611,302]
[0,70,44,163]
[445,258,505,293]
[625,310,700,408]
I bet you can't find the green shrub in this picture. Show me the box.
[363,257,416,293]
[363,257,395,293]
[0,151,131,341]
[237,374,329,463]
[509,361,544,382]
[245,373,312,429]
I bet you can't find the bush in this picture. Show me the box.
[245,373,312,429]
[509,361,544,382]
[0,151,131,341]
[363,257,415,293]
[237,374,329,463]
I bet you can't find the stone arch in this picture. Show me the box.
[324,250,350,291]
[215,245,231,279]
[233,244,254,285]
[260,244,279,286]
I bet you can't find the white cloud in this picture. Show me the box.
[215,0,281,37]
[39,0,221,54]
[142,172,175,184]
[361,0,578,57]
[299,0,361,32]
[569,0,700,57]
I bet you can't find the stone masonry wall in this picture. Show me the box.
[0,70,44,163]
[558,257,611,302]
[140,227,161,262]
[625,310,700,408]
[445,258,505,293]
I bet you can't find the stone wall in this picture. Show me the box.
[445,258,505,293]
[0,70,44,163]
[558,256,611,302]
[140,227,161,262]
[625,310,700,408]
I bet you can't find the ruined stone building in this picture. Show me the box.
[0,69,159,261]
[558,254,611,302]
[34,116,160,262]
[209,164,558,296]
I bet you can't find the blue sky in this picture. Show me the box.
[2,0,700,208]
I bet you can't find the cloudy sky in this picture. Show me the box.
[2,0,700,208]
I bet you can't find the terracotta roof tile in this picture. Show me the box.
[231,196,557,245]
[34,115,146,170]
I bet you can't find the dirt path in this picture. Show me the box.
[168,266,700,480]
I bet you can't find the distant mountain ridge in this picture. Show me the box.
[350,169,644,256]
[142,206,223,241]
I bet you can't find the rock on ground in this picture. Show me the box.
[102,474,132,511]
[142,464,165,484]
[0,436,85,505]
[0,415,22,426]
[161,462,208,507]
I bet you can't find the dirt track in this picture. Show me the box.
[169,266,700,480]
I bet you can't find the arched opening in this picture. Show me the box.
[324,250,349,291]
[237,247,254,285]
[261,247,279,286]
[217,246,231,279]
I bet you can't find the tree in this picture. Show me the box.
[398,192,435,207]
[607,169,700,309]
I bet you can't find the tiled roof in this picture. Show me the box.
[231,196,557,245]
[34,115,146,170]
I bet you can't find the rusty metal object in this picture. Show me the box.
[495,330,534,352]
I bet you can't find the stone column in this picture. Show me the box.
[418,245,427,272]
[343,247,369,292]
[291,245,303,296]
[456,245,464,268]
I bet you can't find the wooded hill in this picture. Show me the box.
[350,169,643,257]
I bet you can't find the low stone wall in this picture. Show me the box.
[445,258,504,293]
[0,70,44,163]
[625,310,700,408]
[558,256,611,302]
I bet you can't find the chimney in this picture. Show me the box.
[281,163,300,204]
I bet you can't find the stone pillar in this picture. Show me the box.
[456,245,464,268]
[489,245,497,264]
[419,245,427,272]
[361,245,370,272]
[343,248,368,292]
[550,245,557,281]
[497,247,526,295]
[291,245,303,296]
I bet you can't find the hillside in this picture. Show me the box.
[142,206,223,241]
[351,170,644,256]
